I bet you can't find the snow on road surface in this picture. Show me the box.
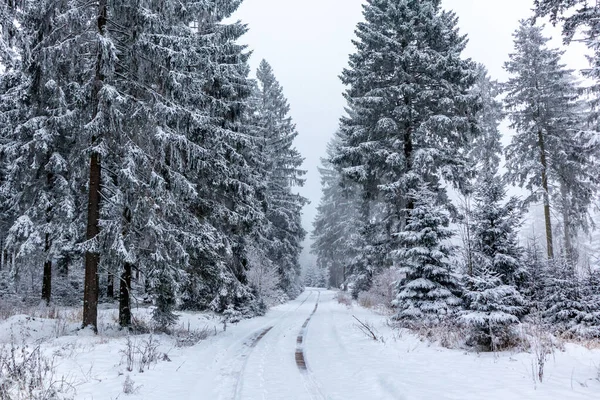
[2,289,599,399]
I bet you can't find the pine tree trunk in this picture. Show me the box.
[107,273,114,298]
[83,153,101,330]
[41,234,51,305]
[82,0,107,332]
[42,171,54,305]
[537,129,554,259]
[42,260,52,306]
[119,262,132,329]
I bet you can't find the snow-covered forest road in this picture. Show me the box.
[5,289,597,399]
[105,289,598,400]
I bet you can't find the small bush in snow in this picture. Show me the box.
[412,320,468,349]
[335,291,352,307]
[122,375,140,395]
[521,321,555,384]
[120,334,163,373]
[172,323,214,348]
[0,342,74,399]
[357,268,403,311]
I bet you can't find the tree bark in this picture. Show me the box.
[41,233,51,305]
[83,152,101,330]
[537,129,554,260]
[119,262,132,329]
[107,273,114,298]
[83,0,107,332]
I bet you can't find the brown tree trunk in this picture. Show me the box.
[41,233,51,305]
[107,273,114,298]
[119,262,132,329]
[82,0,108,332]
[83,153,101,330]
[538,129,554,260]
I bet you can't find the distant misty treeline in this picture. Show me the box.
[0,1,307,331]
[311,0,600,347]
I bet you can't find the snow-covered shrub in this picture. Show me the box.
[357,268,403,311]
[541,259,600,339]
[120,334,164,374]
[245,245,282,307]
[335,291,352,307]
[173,324,214,348]
[410,320,468,349]
[122,375,139,395]
[519,321,556,384]
[0,342,74,399]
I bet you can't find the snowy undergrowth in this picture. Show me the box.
[0,304,221,399]
[313,291,600,399]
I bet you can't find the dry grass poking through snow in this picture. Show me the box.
[335,291,353,307]
[0,341,76,399]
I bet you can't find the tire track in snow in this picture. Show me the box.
[232,326,273,399]
[295,291,327,400]
[230,290,314,400]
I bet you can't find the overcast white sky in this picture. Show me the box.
[231,0,589,269]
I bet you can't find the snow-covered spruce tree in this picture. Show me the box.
[250,60,307,298]
[534,1,600,97]
[504,20,596,261]
[458,66,504,275]
[461,268,525,351]
[520,238,549,310]
[470,178,525,285]
[0,0,25,276]
[576,268,600,338]
[333,0,480,292]
[393,183,461,325]
[96,0,268,327]
[542,256,600,338]
[0,0,266,330]
[461,102,527,349]
[180,2,268,318]
[461,175,526,350]
[0,0,22,72]
[0,1,89,305]
[311,133,362,289]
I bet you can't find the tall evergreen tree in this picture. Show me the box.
[459,66,504,275]
[0,1,88,308]
[333,0,480,292]
[0,0,271,331]
[503,20,595,261]
[311,134,361,289]
[250,60,307,298]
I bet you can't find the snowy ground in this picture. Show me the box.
[1,289,599,399]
